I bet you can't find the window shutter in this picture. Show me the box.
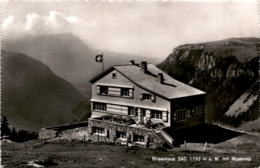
[135,108,139,116]
[151,95,156,102]
[97,86,100,94]
[146,109,151,118]
[162,111,168,122]
[139,94,143,100]
[129,89,133,97]
[105,129,110,137]
[173,112,177,121]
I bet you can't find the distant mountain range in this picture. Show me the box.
[2,34,258,131]
[158,37,259,123]
[2,33,159,131]
[3,33,160,99]
[2,50,89,131]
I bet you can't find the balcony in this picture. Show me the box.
[93,115,136,126]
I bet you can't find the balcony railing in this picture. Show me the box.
[92,115,136,125]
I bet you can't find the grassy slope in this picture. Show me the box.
[239,118,260,132]
[2,135,260,168]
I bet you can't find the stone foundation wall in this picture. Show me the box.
[39,127,89,141]
[88,118,163,148]
[60,127,89,141]
[39,119,165,148]
[39,128,57,140]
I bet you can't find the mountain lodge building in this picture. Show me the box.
[87,60,206,148]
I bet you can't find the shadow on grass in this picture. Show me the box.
[164,124,243,146]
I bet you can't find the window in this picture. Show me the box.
[187,108,191,118]
[121,88,130,97]
[140,108,146,116]
[99,86,108,95]
[191,107,195,114]
[93,102,107,111]
[176,109,186,121]
[107,130,109,138]
[92,127,105,135]
[200,105,205,113]
[143,94,151,100]
[128,107,138,116]
[116,131,126,139]
[112,72,117,79]
[128,107,135,116]
[151,110,162,119]
[194,105,204,114]
[140,93,155,102]
[133,134,145,142]
[200,105,204,113]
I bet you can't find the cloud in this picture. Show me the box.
[2,2,258,59]
[2,11,84,38]
[25,13,43,31]
[45,11,80,30]
[2,15,14,28]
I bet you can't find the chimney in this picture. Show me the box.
[129,59,135,65]
[157,73,164,83]
[141,61,148,73]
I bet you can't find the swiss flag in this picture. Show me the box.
[95,54,103,62]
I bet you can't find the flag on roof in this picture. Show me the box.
[95,53,103,62]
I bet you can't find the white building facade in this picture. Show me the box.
[88,61,206,148]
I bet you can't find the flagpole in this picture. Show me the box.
[96,53,104,72]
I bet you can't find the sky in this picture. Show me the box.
[1,1,259,60]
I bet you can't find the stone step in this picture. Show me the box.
[156,132,173,147]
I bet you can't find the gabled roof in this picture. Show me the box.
[90,64,206,99]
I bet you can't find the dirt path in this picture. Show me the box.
[212,123,260,137]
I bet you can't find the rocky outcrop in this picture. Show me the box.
[225,81,258,118]
[158,38,259,122]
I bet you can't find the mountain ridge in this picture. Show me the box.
[174,37,259,63]
[2,50,89,131]
[158,37,259,123]
[2,33,160,99]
